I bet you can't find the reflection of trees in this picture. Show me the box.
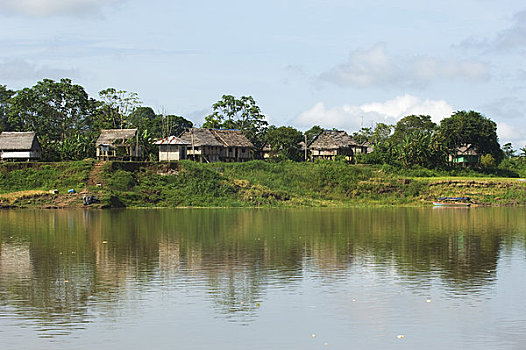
[0,208,525,330]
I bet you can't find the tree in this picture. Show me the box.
[371,123,393,145]
[395,130,446,168]
[98,88,141,129]
[392,115,436,142]
[480,154,496,168]
[160,114,193,138]
[438,110,503,164]
[0,85,14,131]
[351,127,373,144]
[265,126,304,161]
[305,125,323,145]
[502,143,515,158]
[203,95,268,148]
[8,79,97,161]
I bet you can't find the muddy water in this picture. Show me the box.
[1,208,525,349]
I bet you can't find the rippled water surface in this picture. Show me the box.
[1,208,526,349]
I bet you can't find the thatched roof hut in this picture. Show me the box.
[179,128,224,147]
[210,129,254,148]
[95,129,140,160]
[0,132,41,161]
[96,129,138,146]
[309,130,358,150]
[0,132,40,151]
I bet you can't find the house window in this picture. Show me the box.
[242,148,246,153]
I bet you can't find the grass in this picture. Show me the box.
[0,190,50,205]
[0,159,524,208]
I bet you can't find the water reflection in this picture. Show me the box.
[0,208,525,343]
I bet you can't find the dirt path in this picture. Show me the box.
[87,161,106,186]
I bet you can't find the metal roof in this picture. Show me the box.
[154,136,190,145]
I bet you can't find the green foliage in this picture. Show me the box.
[392,115,436,143]
[481,154,496,168]
[203,95,268,148]
[0,161,91,193]
[0,85,14,131]
[7,79,97,161]
[439,110,503,163]
[265,125,304,161]
[98,88,141,129]
[106,169,137,191]
[305,125,323,144]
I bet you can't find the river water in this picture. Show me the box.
[0,208,525,349]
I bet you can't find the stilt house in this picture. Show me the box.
[0,132,41,161]
[211,129,254,162]
[179,128,223,162]
[449,144,480,167]
[96,129,141,160]
[308,130,361,161]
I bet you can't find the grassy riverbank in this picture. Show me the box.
[0,160,525,208]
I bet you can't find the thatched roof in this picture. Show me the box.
[154,136,189,145]
[96,129,137,146]
[0,132,40,151]
[179,128,225,147]
[309,130,359,150]
[211,129,254,148]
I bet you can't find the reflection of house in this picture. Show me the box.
[179,128,223,162]
[179,128,254,162]
[450,144,481,166]
[308,130,363,161]
[96,129,141,160]
[211,129,254,162]
[0,132,41,161]
[154,136,190,161]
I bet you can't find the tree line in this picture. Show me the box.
[1,78,525,168]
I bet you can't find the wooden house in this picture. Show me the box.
[179,128,223,162]
[96,129,141,160]
[211,129,254,162]
[0,132,41,161]
[154,136,189,161]
[308,130,361,161]
[449,144,480,167]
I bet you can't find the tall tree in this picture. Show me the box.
[8,79,97,160]
[203,95,268,148]
[98,88,141,129]
[438,110,503,163]
[392,115,436,142]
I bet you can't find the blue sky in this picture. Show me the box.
[1,0,525,148]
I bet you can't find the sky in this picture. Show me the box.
[1,0,525,148]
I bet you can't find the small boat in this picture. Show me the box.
[433,197,472,207]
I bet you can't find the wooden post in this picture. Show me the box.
[191,129,195,162]
[305,134,308,161]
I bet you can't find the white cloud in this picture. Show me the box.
[319,43,489,88]
[293,95,454,131]
[498,122,526,149]
[0,0,124,17]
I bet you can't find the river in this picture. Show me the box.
[1,208,525,349]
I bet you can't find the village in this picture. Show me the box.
[0,127,484,167]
